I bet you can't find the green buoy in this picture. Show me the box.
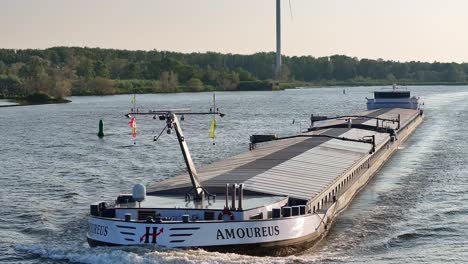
[98,119,104,137]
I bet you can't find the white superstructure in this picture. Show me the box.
[367,86,420,110]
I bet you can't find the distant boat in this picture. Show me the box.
[366,84,421,110]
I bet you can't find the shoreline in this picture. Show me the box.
[69,81,468,96]
[280,81,468,89]
[3,82,467,107]
[0,98,71,107]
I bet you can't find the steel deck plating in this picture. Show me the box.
[147,108,419,202]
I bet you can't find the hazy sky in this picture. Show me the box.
[1,0,468,62]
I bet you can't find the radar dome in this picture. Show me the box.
[132,184,146,202]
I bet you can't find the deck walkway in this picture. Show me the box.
[148,108,420,201]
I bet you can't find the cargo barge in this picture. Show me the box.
[87,90,423,256]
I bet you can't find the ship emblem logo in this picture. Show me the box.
[140,227,164,243]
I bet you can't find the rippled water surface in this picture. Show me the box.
[1,86,468,263]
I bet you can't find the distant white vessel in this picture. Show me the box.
[367,85,421,110]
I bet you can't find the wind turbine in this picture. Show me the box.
[276,0,293,80]
[275,0,281,79]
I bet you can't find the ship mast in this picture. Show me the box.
[168,113,204,200]
[127,109,224,201]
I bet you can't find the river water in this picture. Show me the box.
[1,86,468,263]
[0,99,17,107]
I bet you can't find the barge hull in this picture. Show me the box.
[87,108,424,255]
[320,111,423,240]
[87,230,325,256]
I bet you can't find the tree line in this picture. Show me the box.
[1,47,467,99]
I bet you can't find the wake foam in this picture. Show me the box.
[16,244,349,264]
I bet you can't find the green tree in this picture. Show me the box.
[87,77,116,95]
[7,63,25,76]
[48,50,61,65]
[386,73,396,82]
[217,71,239,91]
[76,58,95,79]
[159,71,177,92]
[125,63,142,79]
[18,56,48,79]
[444,64,465,82]
[109,59,128,79]
[144,60,161,80]
[187,78,204,92]
[48,67,73,98]
[4,46,468,98]
[236,67,256,81]
[178,65,195,83]
[94,61,109,78]
[50,79,72,98]
[280,64,291,81]
[0,61,5,74]
[0,74,22,96]
[330,55,357,80]
[18,56,50,95]
[202,65,218,85]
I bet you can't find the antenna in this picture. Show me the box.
[209,94,217,145]
[289,0,294,20]
[131,94,136,113]
[213,93,216,113]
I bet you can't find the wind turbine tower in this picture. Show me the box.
[276,0,281,79]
